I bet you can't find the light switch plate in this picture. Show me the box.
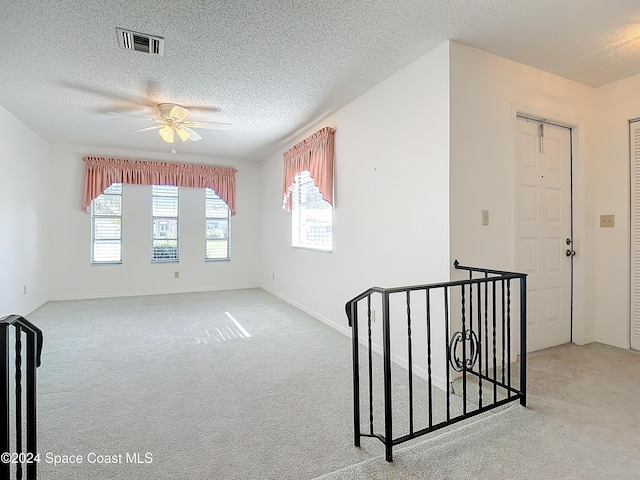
[600,214,615,228]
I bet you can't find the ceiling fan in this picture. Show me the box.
[131,103,232,152]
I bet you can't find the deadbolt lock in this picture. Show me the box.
[566,238,572,245]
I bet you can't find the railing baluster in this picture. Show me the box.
[507,280,512,399]
[444,287,450,423]
[484,273,489,383]
[461,284,467,416]
[426,288,433,428]
[501,280,506,385]
[520,276,527,406]
[367,296,374,436]
[26,330,38,479]
[406,292,414,436]
[382,293,393,462]
[15,324,23,480]
[492,279,498,404]
[1,324,9,480]
[350,301,361,448]
[477,282,482,409]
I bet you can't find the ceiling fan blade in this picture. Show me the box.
[183,105,221,113]
[182,127,202,141]
[169,105,189,121]
[175,127,191,142]
[188,121,233,130]
[131,126,160,133]
[109,111,156,121]
[62,81,146,104]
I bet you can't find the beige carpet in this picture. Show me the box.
[315,343,640,479]
[16,290,640,479]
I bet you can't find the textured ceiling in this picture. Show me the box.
[0,0,639,160]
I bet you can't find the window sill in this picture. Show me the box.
[292,246,332,253]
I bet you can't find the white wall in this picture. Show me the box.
[449,42,597,345]
[48,143,261,300]
[260,42,451,384]
[590,73,640,348]
[3,40,636,355]
[0,106,50,315]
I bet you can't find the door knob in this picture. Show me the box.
[565,249,576,257]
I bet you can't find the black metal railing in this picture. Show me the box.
[1,315,43,480]
[345,261,526,461]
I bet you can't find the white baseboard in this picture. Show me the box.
[355,337,447,391]
[4,298,48,318]
[261,286,352,337]
[391,352,448,391]
[261,287,448,391]
[47,284,261,302]
[584,335,630,350]
[26,298,49,316]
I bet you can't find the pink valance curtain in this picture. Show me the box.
[282,126,336,212]
[82,157,237,215]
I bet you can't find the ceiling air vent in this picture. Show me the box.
[116,28,164,56]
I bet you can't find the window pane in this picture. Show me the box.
[153,219,178,240]
[206,219,228,240]
[205,188,230,260]
[104,183,122,195]
[93,195,122,216]
[94,218,121,239]
[93,241,121,263]
[206,240,229,259]
[152,196,178,217]
[152,185,179,263]
[206,196,229,218]
[292,171,332,251]
[152,185,177,196]
[152,240,178,261]
[91,183,122,264]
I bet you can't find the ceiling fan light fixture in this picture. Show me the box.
[175,127,191,142]
[159,125,175,143]
[170,105,189,122]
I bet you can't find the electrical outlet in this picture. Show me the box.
[482,210,489,226]
[600,214,615,228]
[174,271,180,279]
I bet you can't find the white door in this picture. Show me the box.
[630,120,640,351]
[515,116,572,352]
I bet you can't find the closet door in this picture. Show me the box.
[631,120,640,350]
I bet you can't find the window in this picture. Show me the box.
[91,183,122,264]
[152,185,179,262]
[206,188,230,260]
[291,171,332,251]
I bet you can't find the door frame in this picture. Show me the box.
[511,107,587,351]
